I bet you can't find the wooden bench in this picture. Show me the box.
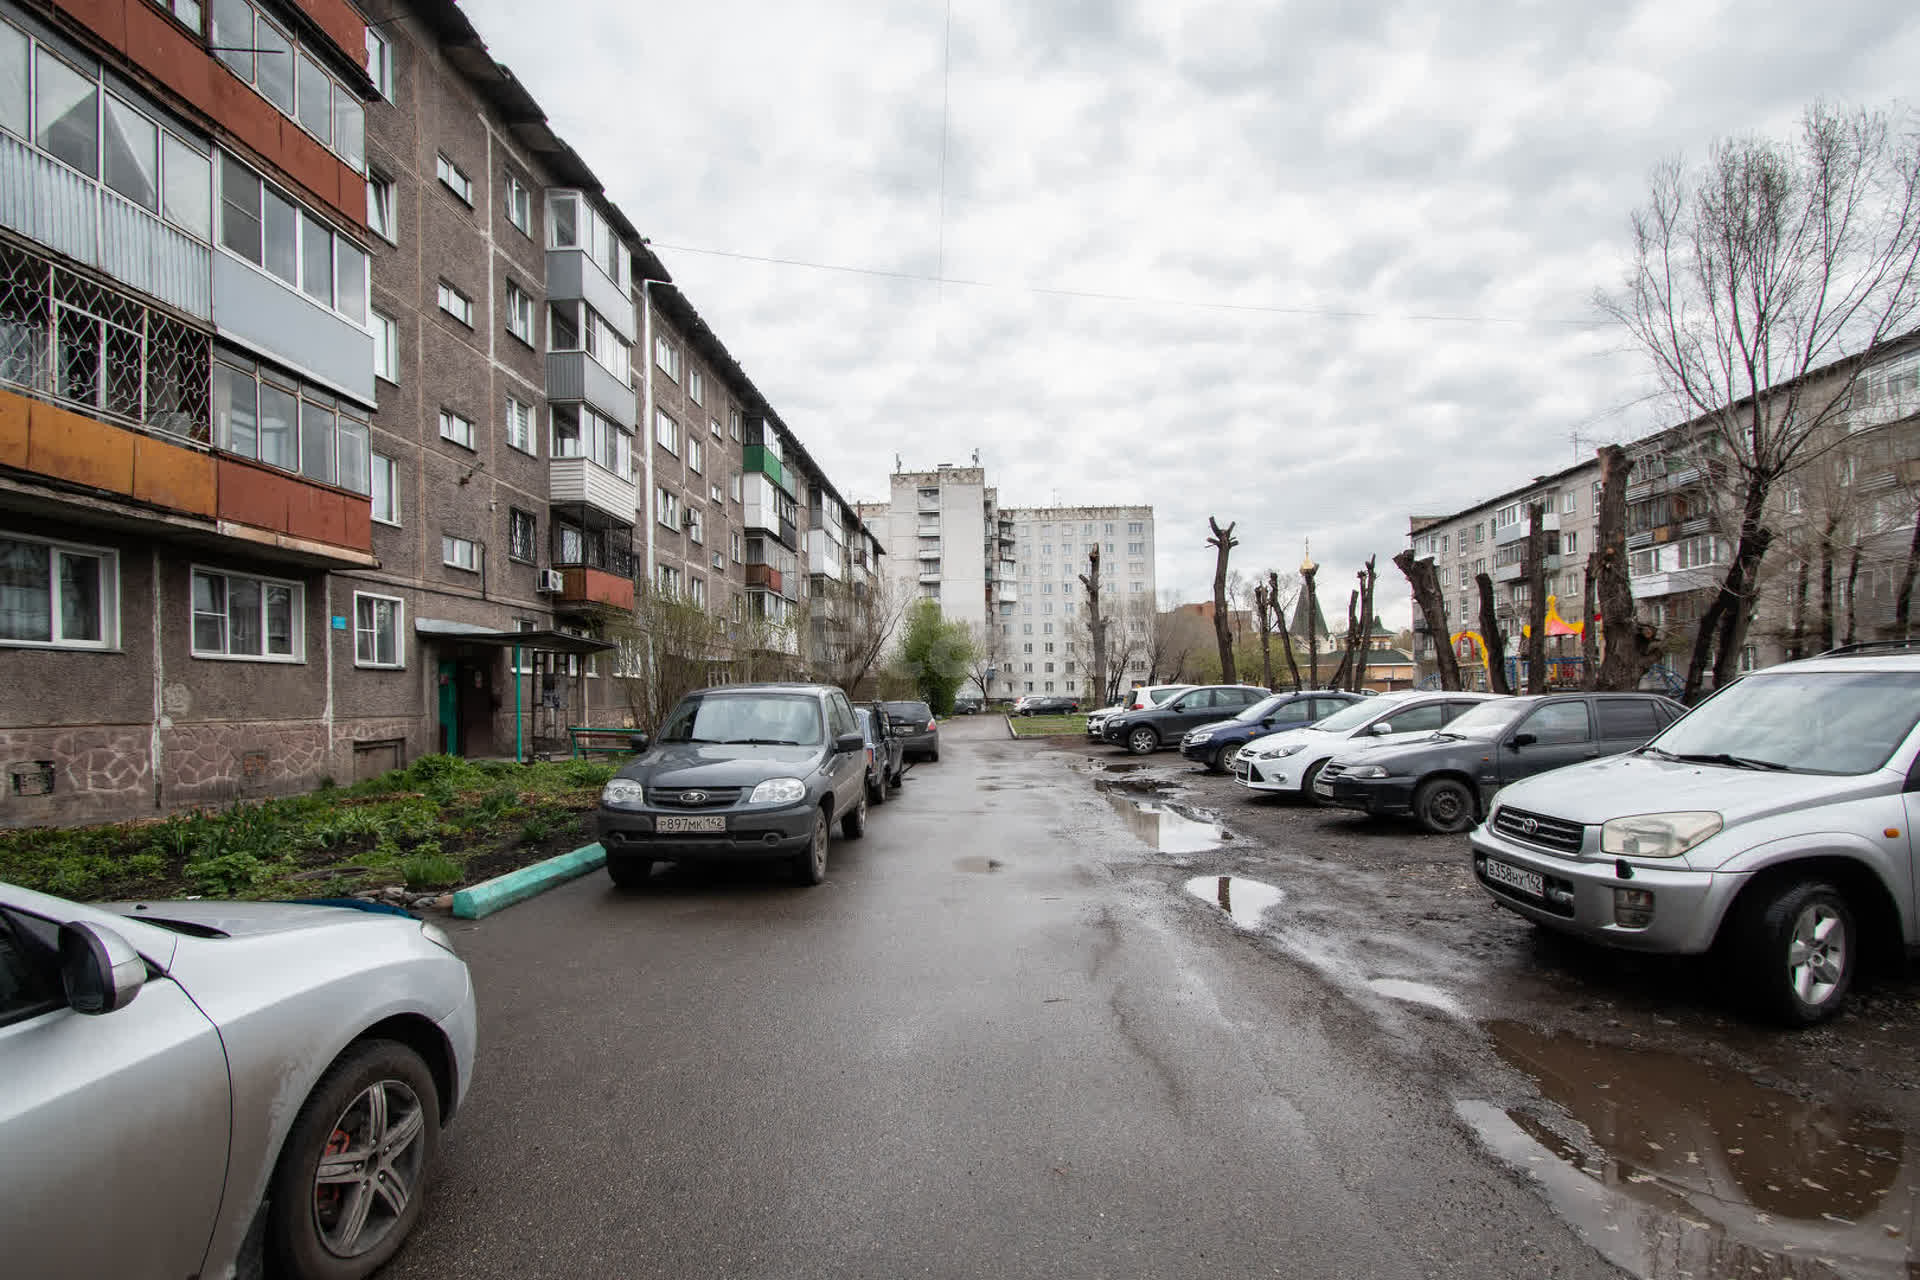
[568,726,641,759]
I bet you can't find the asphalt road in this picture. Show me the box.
[391,716,1615,1279]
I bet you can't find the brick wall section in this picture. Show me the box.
[646,304,747,618]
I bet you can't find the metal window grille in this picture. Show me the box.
[0,238,209,441]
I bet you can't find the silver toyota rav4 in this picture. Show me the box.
[1470,648,1920,1026]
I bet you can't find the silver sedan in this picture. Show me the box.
[0,881,477,1279]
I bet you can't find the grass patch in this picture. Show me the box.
[0,753,617,903]
[1009,713,1088,737]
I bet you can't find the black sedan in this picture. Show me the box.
[1016,695,1081,716]
[1178,690,1364,773]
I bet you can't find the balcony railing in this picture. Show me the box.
[554,565,635,611]
[745,562,784,593]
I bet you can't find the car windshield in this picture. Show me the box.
[1435,700,1528,739]
[659,693,825,746]
[1647,670,1920,775]
[1147,687,1187,705]
[885,701,931,720]
[1313,696,1409,733]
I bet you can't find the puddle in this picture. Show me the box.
[1462,1021,1915,1279]
[1078,759,1147,774]
[1104,790,1224,853]
[1184,874,1285,930]
[954,856,1004,874]
[1365,978,1464,1016]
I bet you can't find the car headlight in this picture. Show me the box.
[1187,730,1213,743]
[419,922,458,955]
[1261,743,1304,759]
[750,777,807,805]
[1342,764,1389,779]
[1600,811,1722,859]
[601,778,645,807]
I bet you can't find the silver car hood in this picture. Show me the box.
[1491,753,1896,824]
[106,899,410,939]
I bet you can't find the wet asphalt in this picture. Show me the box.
[387,716,1618,1280]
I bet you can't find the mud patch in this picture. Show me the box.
[1185,874,1285,930]
[1103,790,1224,853]
[1462,1021,1915,1279]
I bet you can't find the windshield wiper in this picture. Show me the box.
[1671,751,1789,771]
[1638,745,1679,760]
[722,738,804,746]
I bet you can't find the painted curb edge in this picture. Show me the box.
[451,841,606,919]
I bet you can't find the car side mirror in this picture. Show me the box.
[834,732,864,754]
[1510,732,1537,750]
[1368,722,1392,735]
[1261,718,1274,728]
[629,733,650,753]
[59,921,145,1015]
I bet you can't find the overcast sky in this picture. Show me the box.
[466,0,1920,626]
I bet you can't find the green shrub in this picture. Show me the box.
[561,760,616,788]
[518,817,553,844]
[185,850,267,895]
[400,851,464,890]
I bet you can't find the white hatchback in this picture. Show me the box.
[1234,690,1507,797]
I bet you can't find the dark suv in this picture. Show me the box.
[1179,690,1363,773]
[1315,691,1685,833]
[884,701,939,762]
[1102,684,1271,755]
[598,683,871,887]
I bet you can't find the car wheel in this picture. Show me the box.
[842,788,868,839]
[268,1039,440,1280]
[1210,742,1241,774]
[1126,726,1160,755]
[867,772,886,805]
[1299,759,1328,804]
[1735,880,1856,1026]
[606,857,654,889]
[1413,778,1476,834]
[794,808,830,885]
[929,748,940,763]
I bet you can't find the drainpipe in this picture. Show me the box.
[637,277,668,584]
[513,642,522,763]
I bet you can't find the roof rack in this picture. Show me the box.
[1813,638,1920,657]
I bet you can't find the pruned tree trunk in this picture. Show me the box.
[1352,556,1377,692]
[1789,546,1810,658]
[1844,545,1862,648]
[1579,554,1599,690]
[1335,587,1360,691]
[1896,502,1920,638]
[1394,549,1460,689]
[1683,474,1773,703]
[1272,571,1303,690]
[1079,546,1108,709]
[1817,514,1839,653]
[1594,445,1663,691]
[1207,518,1239,684]
[1476,572,1512,695]
[1525,502,1548,693]
[1302,563,1320,686]
[1253,583,1275,690]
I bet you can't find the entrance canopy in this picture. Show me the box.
[413,618,615,654]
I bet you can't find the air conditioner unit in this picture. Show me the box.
[536,568,565,592]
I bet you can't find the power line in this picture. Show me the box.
[643,240,1612,328]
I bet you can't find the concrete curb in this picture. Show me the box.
[451,842,606,919]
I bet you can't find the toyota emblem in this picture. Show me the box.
[683,790,707,804]
[1517,816,1539,834]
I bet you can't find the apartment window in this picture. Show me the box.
[353,592,402,667]
[728,409,742,441]
[656,488,682,530]
[371,310,397,383]
[688,437,704,474]
[0,535,117,648]
[1127,542,1143,555]
[364,25,393,98]
[688,369,703,405]
[731,533,743,563]
[655,411,679,456]
[1563,532,1578,556]
[149,0,203,31]
[654,336,680,380]
[656,563,682,596]
[210,0,363,171]
[1130,582,1144,593]
[435,153,473,205]
[442,536,478,571]
[710,417,722,440]
[506,281,535,345]
[551,404,632,478]
[709,481,725,504]
[439,409,474,449]
[437,280,473,326]
[370,454,399,526]
[505,396,535,455]
[687,509,704,544]
[212,353,370,494]
[1474,522,1485,544]
[505,172,532,236]
[367,172,395,240]
[507,509,536,562]
[1562,490,1577,514]
[191,567,300,660]
[217,155,369,323]
[544,191,631,286]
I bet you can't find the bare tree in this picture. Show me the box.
[1593,445,1665,690]
[1579,560,1599,689]
[608,586,727,731]
[1475,572,1513,695]
[1525,502,1549,693]
[1352,556,1378,692]
[1269,570,1303,690]
[1599,102,1920,700]
[965,622,1002,703]
[1080,545,1110,706]
[809,573,909,694]
[1207,518,1239,683]
[1252,580,1276,689]
[1300,557,1321,686]
[1394,549,1460,689]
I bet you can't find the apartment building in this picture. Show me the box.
[1406,459,1601,689]
[998,504,1157,700]
[0,0,876,827]
[867,464,992,634]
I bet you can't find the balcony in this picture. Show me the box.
[1493,511,1560,546]
[997,582,1018,602]
[744,445,790,493]
[1494,553,1562,583]
[807,528,843,581]
[549,456,638,525]
[918,569,942,584]
[554,565,635,612]
[916,545,942,561]
[546,248,635,344]
[547,352,637,429]
[1630,566,1722,599]
[745,562,784,594]
[1626,465,1703,504]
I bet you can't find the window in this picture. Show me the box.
[729,474,742,502]
[190,568,300,660]
[353,593,402,667]
[1127,542,1143,555]
[543,191,630,285]
[435,153,473,205]
[505,396,535,455]
[506,281,534,345]
[1516,701,1592,746]
[551,404,631,478]
[710,417,722,439]
[505,172,531,235]
[366,172,395,240]
[212,354,370,493]
[439,409,474,449]
[1562,490,1577,514]
[365,25,392,99]
[547,301,630,381]
[212,155,365,322]
[710,481,725,504]
[731,533,743,563]
[508,508,536,562]
[442,536,478,571]
[728,409,742,441]
[688,369,703,405]
[370,454,399,525]
[1596,698,1660,741]
[372,311,397,383]
[209,0,362,170]
[655,411,679,456]
[688,437,703,474]
[656,563,682,596]
[687,509,704,544]
[654,336,680,380]
[437,280,473,326]
[1562,532,1578,556]
[0,535,117,648]
[656,488,682,530]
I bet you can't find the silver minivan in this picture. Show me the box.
[1470,650,1920,1025]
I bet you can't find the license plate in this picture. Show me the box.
[1483,857,1544,900]
[1312,779,1334,798]
[656,815,726,833]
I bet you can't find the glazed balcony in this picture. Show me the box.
[745,562,784,594]
[554,565,635,611]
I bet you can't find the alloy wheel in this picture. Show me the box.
[311,1079,428,1259]
[1787,902,1848,1008]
